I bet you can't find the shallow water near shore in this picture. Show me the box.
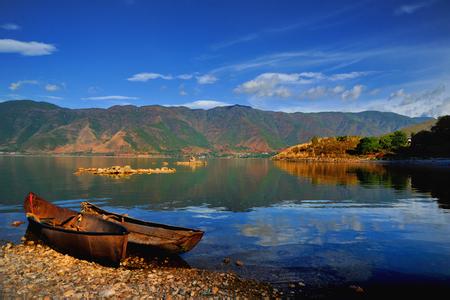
[1,156,450,294]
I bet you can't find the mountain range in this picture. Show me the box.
[0,100,431,154]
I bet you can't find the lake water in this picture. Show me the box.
[1,156,449,295]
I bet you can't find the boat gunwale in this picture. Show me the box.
[81,202,204,234]
[27,216,129,236]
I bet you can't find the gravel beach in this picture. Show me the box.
[0,241,278,299]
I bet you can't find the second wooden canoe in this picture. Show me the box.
[81,202,204,254]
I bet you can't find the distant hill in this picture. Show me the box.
[0,100,431,154]
[400,119,437,136]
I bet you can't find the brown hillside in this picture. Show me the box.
[272,136,361,161]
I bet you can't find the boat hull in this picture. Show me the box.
[24,192,128,265]
[81,202,204,254]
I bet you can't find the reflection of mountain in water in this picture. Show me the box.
[274,161,450,210]
[0,156,448,212]
[272,161,386,186]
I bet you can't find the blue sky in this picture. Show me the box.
[1,0,449,117]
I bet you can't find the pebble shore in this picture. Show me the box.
[0,242,278,299]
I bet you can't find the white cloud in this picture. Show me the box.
[179,100,231,110]
[0,39,56,56]
[177,74,194,80]
[127,72,173,82]
[375,85,449,117]
[341,85,364,100]
[301,85,350,99]
[128,72,213,84]
[330,71,370,81]
[331,85,345,94]
[302,86,328,98]
[196,74,217,84]
[45,84,60,92]
[235,72,318,98]
[40,95,63,100]
[81,95,139,100]
[395,1,434,15]
[9,80,39,90]
[235,72,366,98]
[1,23,20,30]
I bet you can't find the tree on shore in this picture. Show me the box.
[355,131,408,155]
[410,115,450,157]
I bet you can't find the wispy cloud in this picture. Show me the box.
[9,80,39,90]
[177,74,194,80]
[196,74,217,84]
[177,100,231,110]
[394,1,435,15]
[211,33,260,51]
[301,85,345,99]
[210,2,368,50]
[40,95,63,100]
[0,39,56,56]
[127,72,173,82]
[179,84,188,96]
[211,43,450,76]
[127,72,216,84]
[367,85,449,117]
[81,95,139,100]
[45,84,60,92]
[1,23,20,30]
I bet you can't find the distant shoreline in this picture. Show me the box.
[1,153,449,167]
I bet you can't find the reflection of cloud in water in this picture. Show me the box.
[194,214,229,219]
[238,207,369,247]
[180,205,227,213]
[241,221,309,247]
[238,201,449,249]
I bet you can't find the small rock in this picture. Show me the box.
[212,287,219,295]
[298,281,306,287]
[10,221,25,227]
[223,257,231,264]
[288,283,295,288]
[349,285,364,293]
[63,289,75,297]
[235,260,244,267]
[99,288,116,297]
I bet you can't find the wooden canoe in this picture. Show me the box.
[81,202,204,254]
[24,192,128,265]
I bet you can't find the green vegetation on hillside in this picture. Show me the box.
[355,131,408,155]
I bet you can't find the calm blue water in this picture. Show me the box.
[1,156,449,291]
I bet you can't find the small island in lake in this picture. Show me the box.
[175,156,208,167]
[74,165,176,176]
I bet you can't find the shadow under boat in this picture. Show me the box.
[23,225,191,269]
